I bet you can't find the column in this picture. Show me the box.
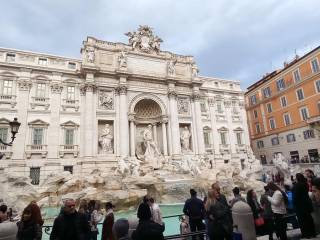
[129,115,135,157]
[152,123,157,144]
[13,71,32,160]
[161,119,168,156]
[168,90,181,157]
[193,91,205,154]
[208,98,219,153]
[115,90,120,156]
[47,81,63,159]
[225,100,236,154]
[79,86,86,157]
[190,99,199,154]
[118,85,129,157]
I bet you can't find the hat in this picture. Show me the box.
[137,203,151,220]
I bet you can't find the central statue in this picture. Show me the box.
[143,124,161,169]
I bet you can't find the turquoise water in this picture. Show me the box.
[42,204,183,239]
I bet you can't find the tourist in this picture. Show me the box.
[0,204,17,240]
[205,189,233,240]
[311,178,320,235]
[267,182,288,240]
[16,204,42,240]
[179,215,190,240]
[246,189,263,236]
[89,200,103,240]
[260,186,274,240]
[112,218,130,240]
[149,198,163,225]
[305,169,315,193]
[183,189,205,240]
[284,185,298,229]
[293,173,316,238]
[101,202,114,240]
[132,202,165,240]
[50,198,90,240]
[229,187,246,208]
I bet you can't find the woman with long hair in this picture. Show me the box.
[16,204,42,240]
[267,182,288,240]
[205,189,232,240]
[101,202,114,240]
[246,189,263,236]
[293,173,316,238]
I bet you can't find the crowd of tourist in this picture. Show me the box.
[0,168,320,240]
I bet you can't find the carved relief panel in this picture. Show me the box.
[177,97,190,115]
[98,90,114,110]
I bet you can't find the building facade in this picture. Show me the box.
[245,46,320,166]
[0,26,253,185]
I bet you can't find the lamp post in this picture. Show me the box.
[0,117,21,159]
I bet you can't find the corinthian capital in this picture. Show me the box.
[18,79,32,91]
[51,83,63,94]
[167,89,177,98]
[115,85,128,95]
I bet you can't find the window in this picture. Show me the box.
[253,110,258,119]
[293,69,301,82]
[68,62,76,69]
[64,166,73,174]
[266,103,272,113]
[303,129,315,139]
[315,80,320,93]
[30,167,40,185]
[66,86,75,100]
[217,101,223,113]
[260,155,267,165]
[287,134,296,143]
[2,80,13,95]
[0,128,8,143]
[263,87,271,98]
[36,83,46,98]
[255,123,261,134]
[236,132,242,145]
[65,129,74,145]
[250,95,257,105]
[311,58,320,73]
[6,53,15,62]
[276,78,285,91]
[296,88,304,101]
[290,151,299,163]
[220,132,227,145]
[33,128,43,145]
[200,101,207,112]
[38,58,47,65]
[308,149,319,162]
[271,137,279,145]
[300,107,309,120]
[283,113,291,126]
[280,96,287,107]
[318,101,320,113]
[269,118,276,129]
[257,140,264,149]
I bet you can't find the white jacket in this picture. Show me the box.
[267,190,287,214]
[0,220,17,240]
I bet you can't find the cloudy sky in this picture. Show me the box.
[1,0,319,89]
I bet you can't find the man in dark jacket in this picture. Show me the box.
[183,189,205,240]
[50,199,90,240]
[132,202,165,240]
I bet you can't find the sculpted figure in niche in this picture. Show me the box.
[99,124,113,153]
[167,58,177,76]
[143,124,161,167]
[86,47,95,63]
[191,63,199,77]
[118,51,127,68]
[180,126,191,152]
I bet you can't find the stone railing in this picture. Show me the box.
[30,97,50,110]
[219,144,230,153]
[61,99,79,111]
[59,145,79,158]
[26,144,48,158]
[0,94,17,108]
[236,144,246,153]
[0,145,12,159]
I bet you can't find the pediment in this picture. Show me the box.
[28,119,49,126]
[218,126,228,131]
[234,127,243,131]
[60,121,79,127]
[0,118,10,125]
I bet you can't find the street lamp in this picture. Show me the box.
[0,117,21,159]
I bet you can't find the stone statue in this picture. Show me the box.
[86,47,95,63]
[128,158,141,176]
[99,124,113,153]
[143,124,161,168]
[117,158,130,176]
[118,51,127,68]
[99,91,113,110]
[167,58,177,76]
[191,63,199,77]
[180,126,191,152]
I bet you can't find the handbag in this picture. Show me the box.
[254,217,265,226]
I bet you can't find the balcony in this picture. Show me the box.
[0,95,17,108]
[216,115,226,122]
[30,97,50,110]
[219,144,230,153]
[0,145,13,159]
[59,145,79,158]
[61,99,79,111]
[26,144,48,158]
[236,144,246,153]
[232,115,242,122]
[205,144,214,154]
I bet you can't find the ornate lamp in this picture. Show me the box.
[0,117,21,159]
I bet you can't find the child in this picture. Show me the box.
[179,215,190,240]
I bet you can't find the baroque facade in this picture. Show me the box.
[245,46,320,167]
[0,26,253,185]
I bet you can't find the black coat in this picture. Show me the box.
[50,210,90,240]
[183,196,205,220]
[131,220,165,240]
[293,182,313,214]
[16,221,42,240]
